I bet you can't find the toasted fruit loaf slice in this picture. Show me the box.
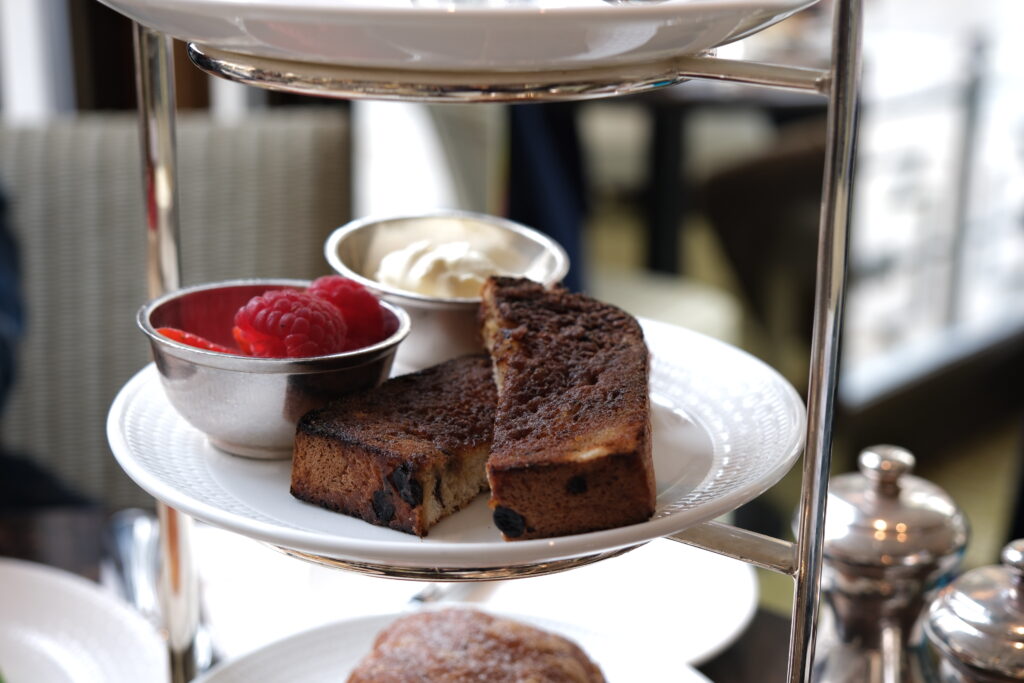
[479,276,655,541]
[346,608,606,683]
[290,355,496,537]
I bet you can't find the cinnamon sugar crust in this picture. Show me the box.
[290,355,496,537]
[346,609,606,683]
[480,276,655,540]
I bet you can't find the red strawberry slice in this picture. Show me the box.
[157,327,236,354]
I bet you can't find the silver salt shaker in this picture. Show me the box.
[924,538,1024,682]
[810,445,970,683]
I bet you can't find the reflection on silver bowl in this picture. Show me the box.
[137,278,410,459]
[325,210,569,371]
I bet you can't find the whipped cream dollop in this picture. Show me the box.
[374,239,512,298]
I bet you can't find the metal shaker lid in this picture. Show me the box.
[822,445,969,570]
[924,540,1024,679]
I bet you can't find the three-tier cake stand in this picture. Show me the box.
[104,0,862,680]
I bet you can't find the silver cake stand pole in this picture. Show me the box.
[132,23,201,683]
[788,0,862,678]
[672,0,862,680]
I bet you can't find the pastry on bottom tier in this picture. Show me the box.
[479,276,656,541]
[290,355,496,537]
[346,608,606,683]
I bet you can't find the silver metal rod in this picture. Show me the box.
[156,502,201,683]
[133,23,180,299]
[787,0,863,680]
[667,520,796,575]
[880,620,902,683]
[186,42,829,103]
[673,55,830,94]
[133,23,197,683]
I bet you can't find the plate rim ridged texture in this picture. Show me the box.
[108,317,805,569]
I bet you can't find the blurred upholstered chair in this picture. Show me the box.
[0,107,351,508]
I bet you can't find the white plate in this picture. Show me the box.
[96,0,817,72]
[476,538,758,665]
[193,607,713,683]
[0,558,168,683]
[108,318,804,570]
[193,528,756,665]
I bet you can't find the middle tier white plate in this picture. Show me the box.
[108,318,804,570]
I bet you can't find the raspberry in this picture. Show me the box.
[157,327,236,354]
[232,289,347,358]
[307,275,386,350]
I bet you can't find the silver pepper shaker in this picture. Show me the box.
[924,539,1024,682]
[809,445,970,683]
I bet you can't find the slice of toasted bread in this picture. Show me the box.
[290,355,496,537]
[479,276,655,541]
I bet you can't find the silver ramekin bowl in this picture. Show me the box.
[324,210,569,371]
[138,278,410,459]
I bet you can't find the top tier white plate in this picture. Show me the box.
[97,0,818,72]
[108,318,804,573]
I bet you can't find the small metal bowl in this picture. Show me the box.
[325,211,569,370]
[138,278,410,459]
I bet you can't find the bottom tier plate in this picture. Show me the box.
[108,318,804,572]
[193,607,713,683]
